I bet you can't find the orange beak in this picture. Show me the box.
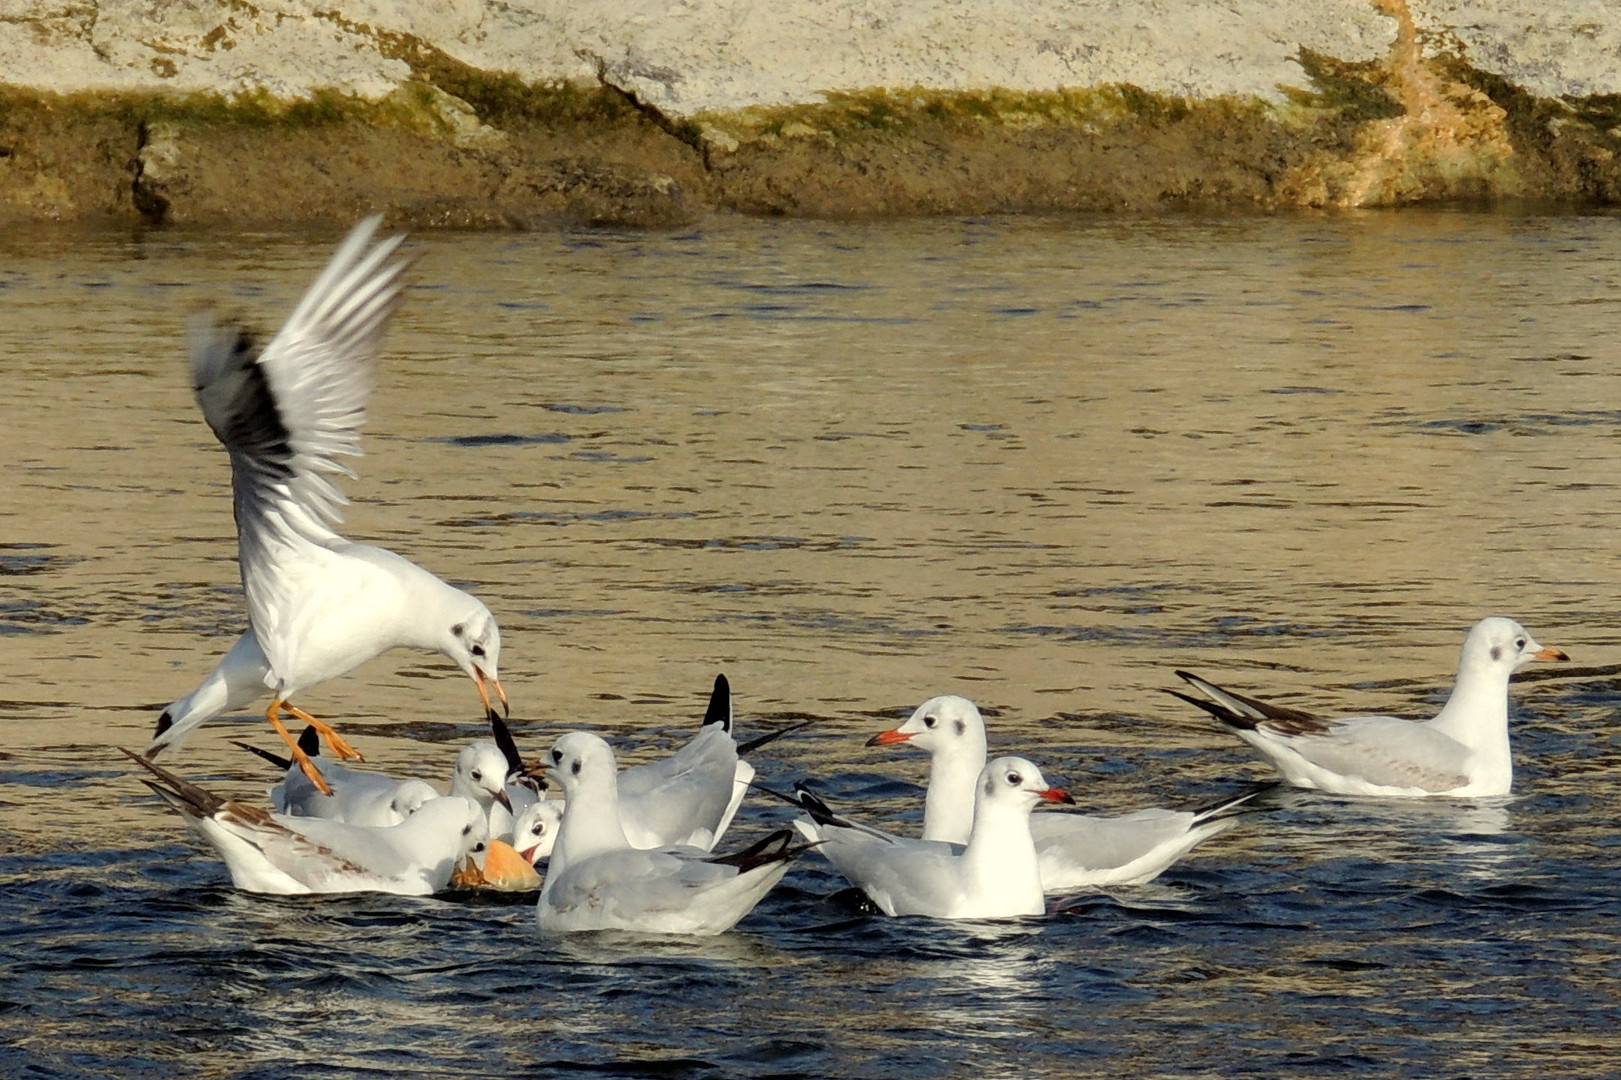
[866,728,914,747]
[473,665,510,719]
[1040,787,1076,805]
[1534,646,1569,662]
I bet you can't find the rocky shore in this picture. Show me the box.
[4,1,1621,227]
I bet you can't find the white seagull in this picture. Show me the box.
[146,217,507,791]
[537,731,804,935]
[247,728,514,833]
[509,798,566,865]
[1166,616,1568,797]
[793,756,1073,919]
[868,695,1267,889]
[494,674,773,853]
[124,749,487,896]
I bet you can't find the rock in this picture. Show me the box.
[4,1,1621,224]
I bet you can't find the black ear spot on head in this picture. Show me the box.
[1490,645,1502,662]
[452,623,465,637]
[983,776,995,798]
[571,761,581,776]
[954,719,966,736]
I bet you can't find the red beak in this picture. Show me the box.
[866,728,915,747]
[1040,787,1075,805]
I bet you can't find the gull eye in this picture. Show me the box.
[1515,638,1527,650]
[924,714,937,729]
[470,770,482,782]
[551,748,563,764]
[471,644,486,658]
[1006,771,1022,786]
[473,842,486,853]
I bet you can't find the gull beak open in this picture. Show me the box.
[866,728,915,747]
[472,665,509,720]
[1534,645,1569,662]
[1039,787,1076,806]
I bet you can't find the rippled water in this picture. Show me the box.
[5,211,1621,1078]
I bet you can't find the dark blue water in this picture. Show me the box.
[5,212,1621,1078]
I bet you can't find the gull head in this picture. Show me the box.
[976,756,1074,817]
[547,731,618,800]
[390,778,441,820]
[409,794,491,862]
[868,694,988,761]
[452,741,514,812]
[1459,617,1568,677]
[512,799,565,864]
[440,595,506,721]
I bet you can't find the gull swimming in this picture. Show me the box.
[793,756,1073,919]
[1166,616,1568,797]
[124,749,487,896]
[495,674,773,853]
[247,728,513,831]
[537,731,804,935]
[145,217,506,791]
[869,695,1267,889]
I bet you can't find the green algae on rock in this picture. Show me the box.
[5,46,1621,228]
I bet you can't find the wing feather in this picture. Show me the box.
[190,216,410,551]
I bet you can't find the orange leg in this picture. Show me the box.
[267,700,333,796]
[283,704,364,762]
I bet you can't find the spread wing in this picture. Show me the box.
[191,216,410,555]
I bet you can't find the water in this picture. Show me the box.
[4,211,1621,1078]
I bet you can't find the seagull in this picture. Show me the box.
[792,756,1073,919]
[1165,616,1569,797]
[509,798,566,865]
[493,674,792,852]
[537,731,806,935]
[614,673,755,850]
[145,217,507,792]
[868,695,1268,889]
[242,728,513,831]
[123,749,487,895]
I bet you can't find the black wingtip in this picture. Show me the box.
[232,740,293,772]
[1191,780,1283,821]
[702,673,732,733]
[488,710,524,776]
[705,828,817,872]
[153,709,174,738]
[736,715,819,755]
[297,724,321,757]
[1161,687,1251,729]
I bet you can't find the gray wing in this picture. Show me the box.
[618,725,739,849]
[1273,717,1473,791]
[191,217,410,552]
[807,824,965,916]
[545,848,726,917]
